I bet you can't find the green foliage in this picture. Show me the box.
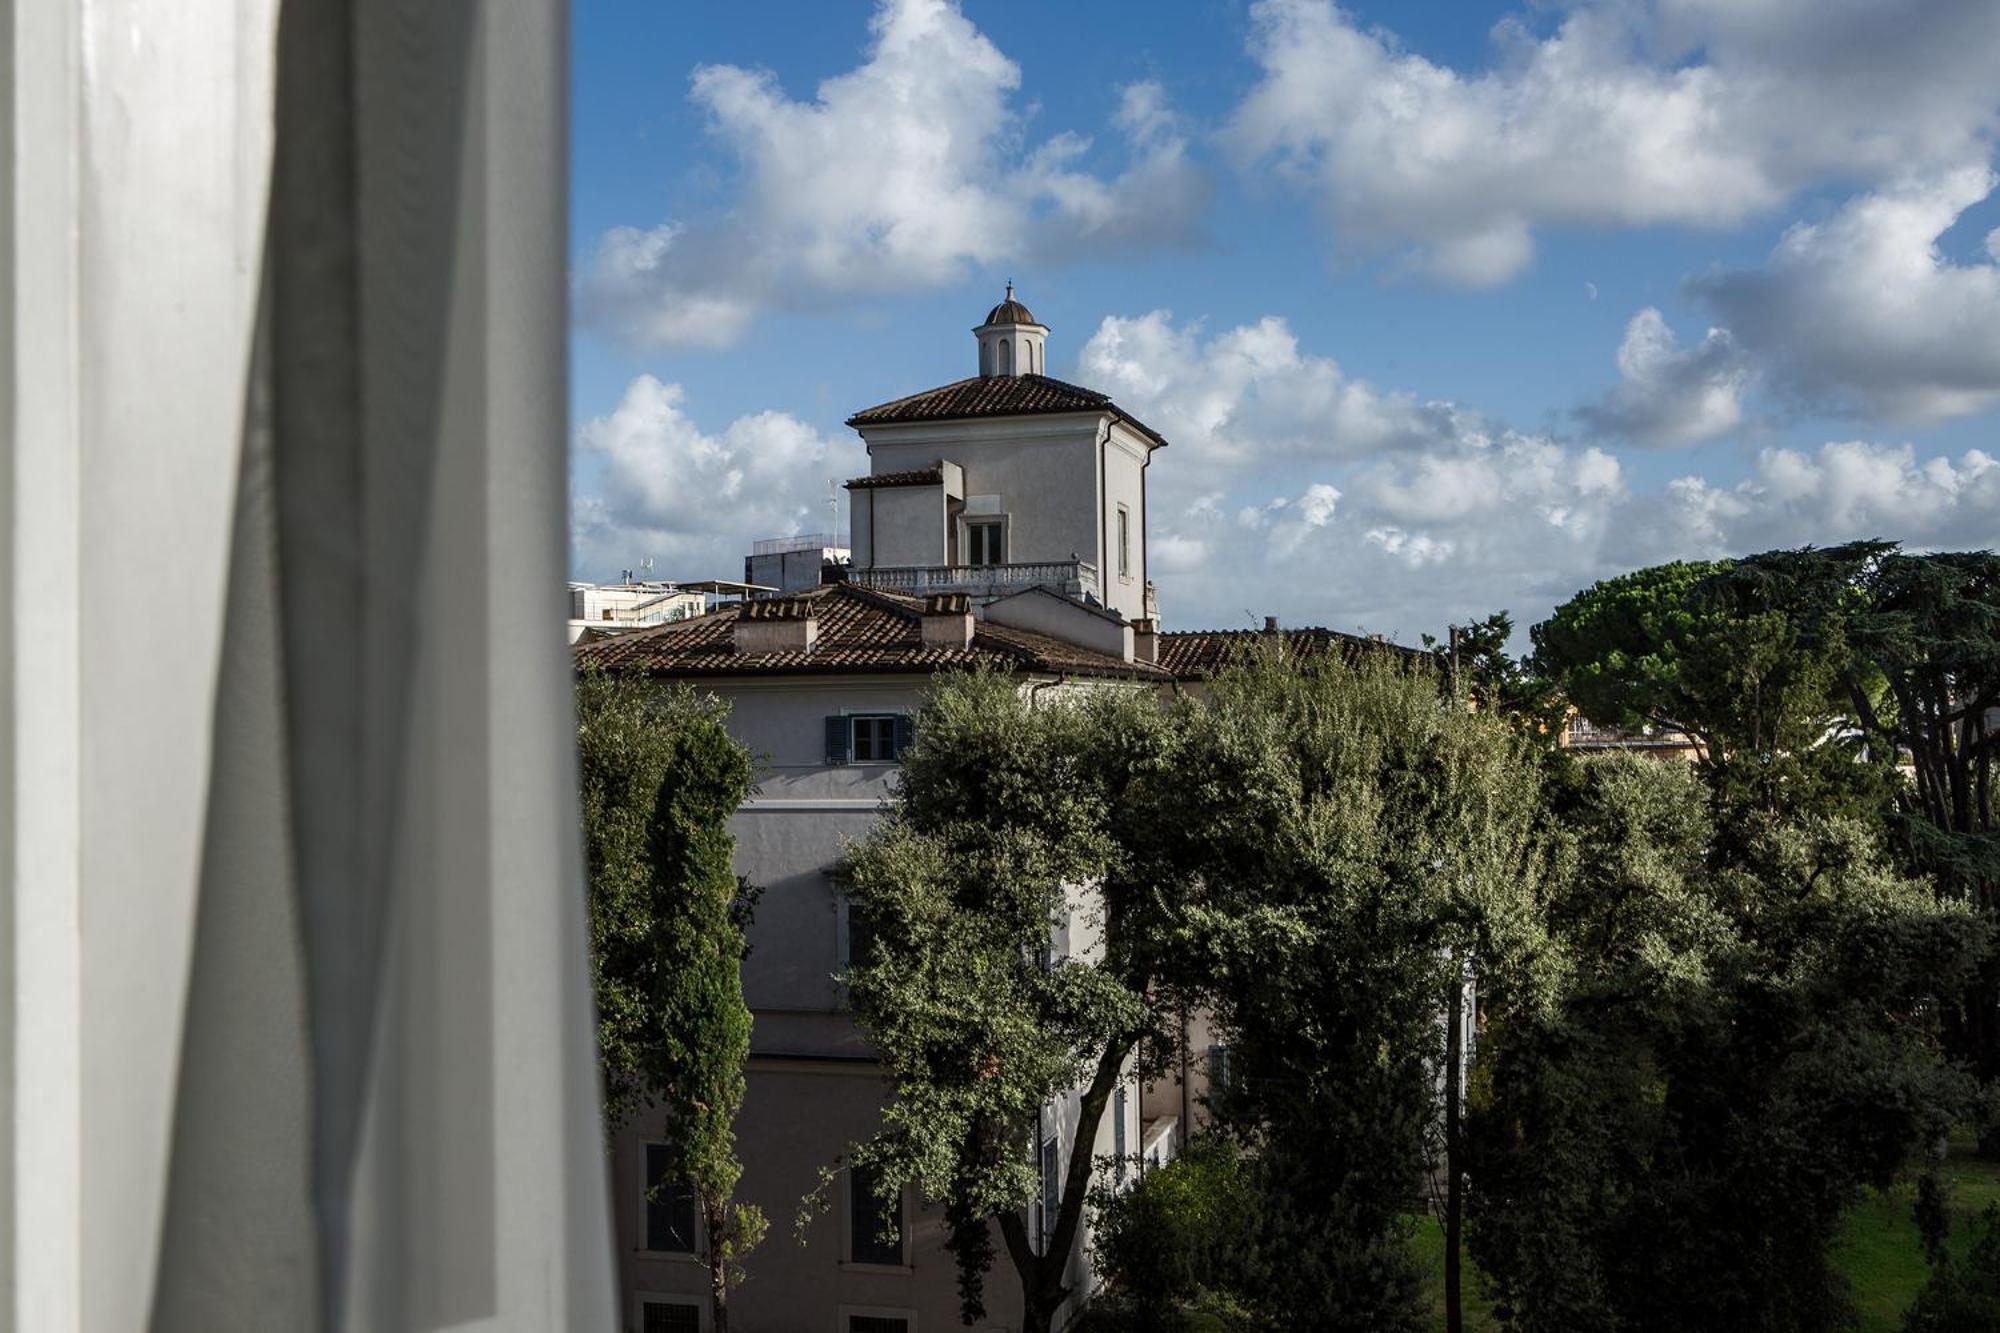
[833,670,1171,1331]
[1532,542,2000,1089]
[1904,1205,2000,1332]
[1151,650,1551,1332]
[1088,1136,1261,1324]
[1468,754,1988,1333]
[576,666,766,1307]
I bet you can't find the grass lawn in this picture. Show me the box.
[1075,1137,2000,1332]
[1839,1129,2000,1332]
[1409,1215,1503,1332]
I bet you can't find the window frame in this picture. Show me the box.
[836,1306,918,1333]
[964,518,1006,567]
[635,1293,706,1333]
[840,1163,913,1273]
[640,1142,703,1260]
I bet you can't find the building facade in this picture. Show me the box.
[578,293,1385,1333]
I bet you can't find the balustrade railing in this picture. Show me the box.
[850,559,1100,601]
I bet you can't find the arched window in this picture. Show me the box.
[999,341,1011,375]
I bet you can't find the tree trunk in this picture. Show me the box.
[1444,958,1465,1333]
[706,1198,730,1333]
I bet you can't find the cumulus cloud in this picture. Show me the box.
[1077,310,1471,481]
[1080,307,2000,640]
[1577,307,1752,446]
[1692,168,2000,425]
[569,375,866,580]
[578,0,1207,349]
[1225,0,2000,284]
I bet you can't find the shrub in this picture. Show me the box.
[1089,1136,1259,1327]
[1904,1205,2000,1333]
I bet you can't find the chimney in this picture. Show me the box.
[921,593,975,649]
[734,596,818,655]
[1260,614,1284,660]
[1132,616,1159,664]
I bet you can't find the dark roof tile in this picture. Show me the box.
[846,374,1168,449]
[1156,627,1418,678]
[574,581,1171,680]
[844,467,943,490]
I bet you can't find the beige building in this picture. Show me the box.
[577,293,1392,1333]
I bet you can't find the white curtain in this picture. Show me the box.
[1,3,613,1330]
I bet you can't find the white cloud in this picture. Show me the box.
[1225,0,2000,284]
[1077,310,1470,484]
[1086,307,2000,640]
[578,0,1207,349]
[569,375,865,580]
[1692,168,2000,424]
[1578,307,1752,446]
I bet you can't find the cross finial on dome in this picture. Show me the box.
[1005,280,1014,300]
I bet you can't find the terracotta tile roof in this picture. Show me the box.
[1156,627,1420,679]
[846,374,1168,449]
[844,467,942,490]
[573,582,1172,680]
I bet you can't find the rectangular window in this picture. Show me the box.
[1040,1136,1060,1252]
[643,1145,699,1254]
[1113,1086,1128,1185]
[849,1164,906,1267]
[642,1299,701,1333]
[1117,505,1130,577]
[850,714,898,762]
[967,520,1005,566]
[836,893,876,975]
[848,1318,911,1333]
[1205,1044,1233,1113]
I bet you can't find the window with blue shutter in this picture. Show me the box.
[893,713,915,756]
[825,714,850,765]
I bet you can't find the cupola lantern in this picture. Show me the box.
[973,282,1048,378]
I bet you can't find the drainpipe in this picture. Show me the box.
[1096,419,1109,604]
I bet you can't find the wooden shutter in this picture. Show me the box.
[825,715,850,765]
[892,713,914,758]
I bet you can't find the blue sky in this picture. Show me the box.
[569,0,2000,642]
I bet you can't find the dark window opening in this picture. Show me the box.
[1114,1085,1128,1185]
[967,521,1005,567]
[851,714,897,761]
[643,1144,699,1254]
[643,1300,700,1333]
[849,1318,910,1333]
[849,1163,906,1267]
[1040,1136,1060,1252]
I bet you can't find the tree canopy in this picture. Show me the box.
[577,667,765,1330]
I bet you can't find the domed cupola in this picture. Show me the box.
[973,282,1048,378]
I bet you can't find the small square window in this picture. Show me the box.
[851,715,897,762]
[967,521,1005,566]
[849,1317,910,1333]
[642,1300,700,1333]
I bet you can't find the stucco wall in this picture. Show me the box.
[863,420,1104,577]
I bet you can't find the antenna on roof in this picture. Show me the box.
[638,557,654,581]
